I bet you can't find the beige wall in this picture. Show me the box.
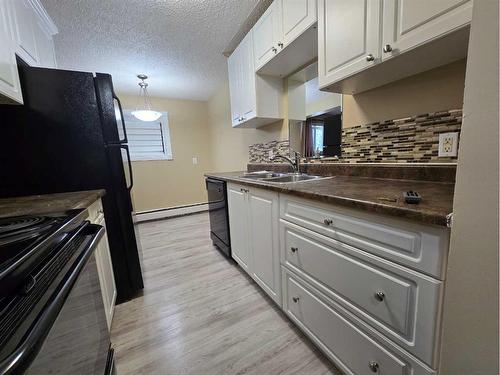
[342,59,467,128]
[124,44,467,211]
[118,94,212,212]
[439,1,499,373]
[207,82,288,172]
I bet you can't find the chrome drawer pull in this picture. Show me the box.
[292,296,300,303]
[290,247,298,253]
[374,291,385,302]
[368,361,379,372]
[323,218,333,226]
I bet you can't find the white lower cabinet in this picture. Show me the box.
[226,188,449,373]
[227,183,281,305]
[282,268,435,375]
[227,185,251,271]
[88,199,117,331]
[280,220,443,366]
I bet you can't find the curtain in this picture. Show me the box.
[303,118,314,157]
[303,118,324,157]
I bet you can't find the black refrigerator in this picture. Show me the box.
[0,61,143,303]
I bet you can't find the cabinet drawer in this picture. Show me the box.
[282,269,435,375]
[281,221,442,366]
[87,199,104,224]
[280,195,449,279]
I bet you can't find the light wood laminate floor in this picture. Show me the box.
[111,212,341,375]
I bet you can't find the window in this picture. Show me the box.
[311,121,324,155]
[120,111,172,161]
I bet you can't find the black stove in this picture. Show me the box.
[0,210,87,298]
[0,208,113,374]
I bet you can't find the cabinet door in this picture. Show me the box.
[33,20,56,68]
[0,0,22,103]
[248,188,281,305]
[382,0,472,60]
[281,0,317,46]
[10,0,38,65]
[94,217,117,330]
[227,184,250,271]
[318,0,381,89]
[238,32,256,123]
[227,46,241,126]
[253,1,282,71]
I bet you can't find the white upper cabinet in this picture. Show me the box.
[11,0,39,65]
[318,0,381,89]
[254,0,318,77]
[281,0,317,46]
[253,0,282,71]
[318,0,472,94]
[0,0,57,104]
[33,18,57,68]
[9,0,58,68]
[227,30,283,128]
[0,0,23,104]
[382,0,473,60]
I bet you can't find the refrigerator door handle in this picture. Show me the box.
[120,144,134,191]
[113,93,128,144]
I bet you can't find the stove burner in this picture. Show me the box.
[0,217,47,234]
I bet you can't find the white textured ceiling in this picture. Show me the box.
[40,0,262,100]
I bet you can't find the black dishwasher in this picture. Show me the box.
[206,178,231,257]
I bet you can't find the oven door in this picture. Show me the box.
[26,228,114,374]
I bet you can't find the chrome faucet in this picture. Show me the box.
[271,151,301,174]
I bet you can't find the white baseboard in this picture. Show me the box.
[134,203,209,223]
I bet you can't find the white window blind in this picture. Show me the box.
[120,111,172,161]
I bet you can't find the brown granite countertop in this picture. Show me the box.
[0,190,106,218]
[205,172,454,227]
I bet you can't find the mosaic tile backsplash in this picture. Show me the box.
[341,109,462,163]
[249,140,290,163]
[248,109,462,164]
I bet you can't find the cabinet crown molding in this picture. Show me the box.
[27,0,58,35]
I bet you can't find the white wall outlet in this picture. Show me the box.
[192,157,198,165]
[268,150,274,159]
[438,132,459,157]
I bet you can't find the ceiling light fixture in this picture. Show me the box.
[131,74,162,122]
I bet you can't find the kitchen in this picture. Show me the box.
[0,0,497,374]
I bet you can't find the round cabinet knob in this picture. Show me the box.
[383,44,393,53]
[324,218,333,226]
[366,54,375,62]
[368,361,379,372]
[272,46,278,53]
[278,41,284,48]
[290,247,298,253]
[292,296,300,303]
[374,291,385,302]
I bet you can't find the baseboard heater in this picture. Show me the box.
[134,202,209,223]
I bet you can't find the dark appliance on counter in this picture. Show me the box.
[206,178,231,257]
[0,209,115,374]
[0,60,143,303]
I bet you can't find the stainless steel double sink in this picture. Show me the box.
[239,172,329,184]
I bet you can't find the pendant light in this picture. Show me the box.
[131,74,162,122]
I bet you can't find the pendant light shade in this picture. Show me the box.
[131,74,162,122]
